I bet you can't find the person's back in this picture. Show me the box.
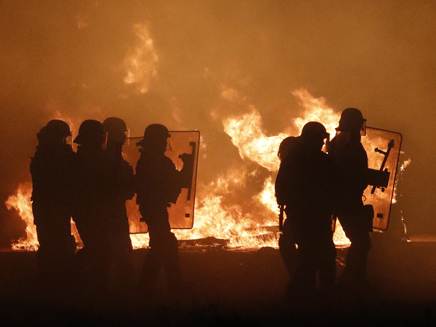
[72,146,110,213]
[328,131,368,211]
[276,136,335,225]
[136,152,182,214]
[135,124,184,293]
[30,120,75,290]
[102,118,134,230]
[31,139,74,207]
[102,117,135,294]
[327,108,371,292]
[276,136,300,276]
[275,122,336,298]
[70,120,111,296]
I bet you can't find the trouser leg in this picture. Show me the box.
[339,215,371,285]
[318,238,337,292]
[279,220,297,276]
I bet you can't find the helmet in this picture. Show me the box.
[74,119,106,144]
[45,119,71,138]
[143,124,170,141]
[337,108,366,132]
[36,126,48,142]
[103,117,127,134]
[137,124,170,150]
[301,122,329,141]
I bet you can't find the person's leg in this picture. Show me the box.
[338,214,371,285]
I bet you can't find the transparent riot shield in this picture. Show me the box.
[122,130,200,233]
[361,127,402,231]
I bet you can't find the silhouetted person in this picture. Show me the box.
[70,120,111,297]
[328,108,371,292]
[275,122,337,299]
[102,117,135,294]
[30,120,75,291]
[135,124,188,294]
[276,136,300,276]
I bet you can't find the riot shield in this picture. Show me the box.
[361,127,402,231]
[122,130,200,233]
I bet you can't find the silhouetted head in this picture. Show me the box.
[74,119,106,147]
[37,120,71,147]
[300,122,329,151]
[138,124,170,154]
[46,119,71,138]
[278,136,299,161]
[336,108,366,133]
[36,126,48,144]
[103,117,127,144]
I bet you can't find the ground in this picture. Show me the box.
[0,233,436,326]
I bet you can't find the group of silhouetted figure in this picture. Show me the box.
[275,107,373,300]
[31,118,190,300]
[30,107,373,303]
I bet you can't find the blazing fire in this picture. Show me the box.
[5,87,409,251]
[5,183,82,251]
[5,183,37,251]
[219,87,350,248]
[4,22,407,252]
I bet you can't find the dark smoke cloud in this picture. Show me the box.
[1,0,435,246]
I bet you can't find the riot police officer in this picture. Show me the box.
[135,124,189,293]
[71,119,111,296]
[275,122,337,299]
[102,117,135,293]
[276,136,300,276]
[328,108,371,292]
[30,119,75,290]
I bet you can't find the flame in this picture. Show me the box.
[292,88,340,137]
[222,88,350,247]
[253,177,277,214]
[5,183,82,251]
[5,183,38,251]
[123,23,159,94]
[175,167,279,249]
[8,87,413,251]
[224,109,287,172]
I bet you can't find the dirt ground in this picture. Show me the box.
[0,233,436,326]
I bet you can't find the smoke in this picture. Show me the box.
[1,0,435,245]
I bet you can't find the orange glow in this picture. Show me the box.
[124,23,159,94]
[5,183,38,251]
[224,110,287,172]
[292,88,340,137]
[6,183,82,251]
[221,88,350,248]
[6,88,410,251]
